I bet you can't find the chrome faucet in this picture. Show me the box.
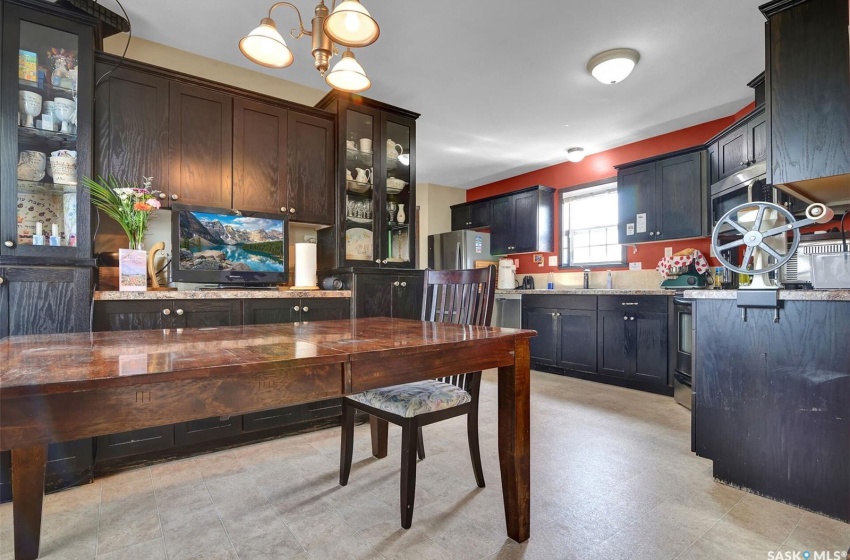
[583,269,591,289]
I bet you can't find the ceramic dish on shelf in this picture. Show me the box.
[346,180,371,194]
[345,228,373,260]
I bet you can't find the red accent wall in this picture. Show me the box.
[467,115,742,273]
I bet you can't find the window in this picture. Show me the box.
[559,180,625,267]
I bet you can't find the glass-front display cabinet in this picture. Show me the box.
[0,1,94,261]
[316,92,418,269]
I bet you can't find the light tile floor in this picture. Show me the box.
[1,370,848,559]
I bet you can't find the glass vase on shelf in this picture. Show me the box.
[81,175,161,252]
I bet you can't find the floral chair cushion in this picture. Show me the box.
[347,380,471,418]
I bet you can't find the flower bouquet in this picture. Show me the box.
[81,175,162,249]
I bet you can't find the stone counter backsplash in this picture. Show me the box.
[95,289,351,300]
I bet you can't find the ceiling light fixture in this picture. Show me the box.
[587,48,640,84]
[565,147,585,163]
[240,1,379,92]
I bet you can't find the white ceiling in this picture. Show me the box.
[97,0,766,189]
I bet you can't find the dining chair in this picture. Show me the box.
[339,266,496,529]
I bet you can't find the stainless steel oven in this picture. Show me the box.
[672,297,693,409]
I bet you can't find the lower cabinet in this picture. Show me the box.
[523,293,669,393]
[90,295,350,469]
[339,269,425,319]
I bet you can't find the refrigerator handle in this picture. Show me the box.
[456,241,462,269]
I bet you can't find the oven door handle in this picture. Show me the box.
[673,372,692,387]
[673,298,692,306]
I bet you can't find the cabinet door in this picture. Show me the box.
[469,200,491,228]
[617,162,656,243]
[243,298,300,324]
[392,273,424,320]
[95,425,175,461]
[451,205,471,231]
[233,98,287,214]
[512,191,540,253]
[288,112,334,224]
[632,312,668,385]
[707,142,719,185]
[0,267,92,338]
[657,151,704,240]
[490,196,514,254]
[175,416,241,446]
[95,64,169,204]
[381,113,416,267]
[354,274,393,318]
[169,82,233,207]
[243,404,304,432]
[171,299,242,329]
[300,298,350,322]
[522,308,557,366]
[557,309,597,373]
[717,124,747,180]
[747,111,767,165]
[597,310,629,378]
[92,300,165,332]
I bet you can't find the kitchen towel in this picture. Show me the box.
[656,248,710,279]
[294,242,317,288]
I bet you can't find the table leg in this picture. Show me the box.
[498,338,531,543]
[12,445,47,560]
[370,415,388,459]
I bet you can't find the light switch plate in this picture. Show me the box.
[629,262,642,270]
[548,256,558,266]
[664,247,673,258]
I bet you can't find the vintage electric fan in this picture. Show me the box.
[710,201,835,289]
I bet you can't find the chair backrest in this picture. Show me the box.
[420,266,496,393]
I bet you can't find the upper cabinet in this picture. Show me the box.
[94,55,335,224]
[761,0,850,203]
[706,108,766,185]
[617,149,708,244]
[451,199,490,231]
[490,186,554,255]
[316,92,418,269]
[1,2,95,262]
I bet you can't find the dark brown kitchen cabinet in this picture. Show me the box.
[0,266,92,339]
[287,112,335,224]
[94,63,170,204]
[707,108,766,185]
[522,307,558,366]
[232,97,288,214]
[95,425,175,462]
[168,82,233,208]
[335,268,424,319]
[762,0,850,190]
[490,186,554,255]
[93,299,242,331]
[557,309,598,373]
[522,295,597,374]
[175,416,241,446]
[243,297,349,324]
[596,296,667,386]
[451,199,491,231]
[617,149,707,244]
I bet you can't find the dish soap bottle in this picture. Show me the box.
[606,270,613,289]
[547,272,554,290]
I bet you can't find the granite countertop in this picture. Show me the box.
[94,290,351,301]
[496,288,674,296]
[682,289,850,301]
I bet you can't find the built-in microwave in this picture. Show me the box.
[710,161,771,232]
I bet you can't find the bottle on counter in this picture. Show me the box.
[714,267,723,289]
[547,272,554,290]
[583,269,591,289]
[606,270,613,289]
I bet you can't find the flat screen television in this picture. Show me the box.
[171,204,288,286]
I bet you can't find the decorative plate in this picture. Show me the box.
[345,228,373,260]
[346,216,372,224]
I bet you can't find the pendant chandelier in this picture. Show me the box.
[239,0,379,93]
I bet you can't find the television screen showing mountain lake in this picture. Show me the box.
[177,211,285,272]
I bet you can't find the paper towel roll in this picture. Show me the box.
[294,243,317,288]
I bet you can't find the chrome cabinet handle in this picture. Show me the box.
[175,309,184,316]
[629,316,635,321]
[0,277,4,285]
[382,259,388,264]
[656,231,661,236]
[375,259,382,264]
[171,194,179,200]
[158,192,167,200]
[280,206,286,212]
[393,281,400,287]
[4,240,13,248]
[649,232,655,236]
[162,308,171,316]
[623,316,628,320]
[400,281,406,287]
[289,208,296,214]
[302,306,309,312]
[621,302,639,306]
[293,305,300,312]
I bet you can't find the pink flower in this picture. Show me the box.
[146,198,161,209]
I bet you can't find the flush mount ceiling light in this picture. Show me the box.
[565,147,585,163]
[240,1,379,92]
[587,48,640,84]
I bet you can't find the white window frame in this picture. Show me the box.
[559,179,626,268]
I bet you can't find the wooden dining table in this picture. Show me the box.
[0,317,534,560]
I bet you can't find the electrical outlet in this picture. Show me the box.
[664,247,673,258]
[548,255,558,266]
[629,262,642,270]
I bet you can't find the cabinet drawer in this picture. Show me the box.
[175,416,242,446]
[305,398,342,420]
[243,405,304,432]
[598,295,667,313]
[96,425,175,461]
[523,294,596,310]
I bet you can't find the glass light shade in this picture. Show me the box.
[239,18,294,68]
[324,0,380,48]
[587,48,640,84]
[565,147,585,163]
[325,49,371,92]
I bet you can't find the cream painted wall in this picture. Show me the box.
[102,35,325,106]
[416,183,466,268]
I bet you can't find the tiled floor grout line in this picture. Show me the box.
[202,473,241,560]
[671,492,746,559]
[778,513,804,549]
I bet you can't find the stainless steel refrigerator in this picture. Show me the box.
[427,231,492,269]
